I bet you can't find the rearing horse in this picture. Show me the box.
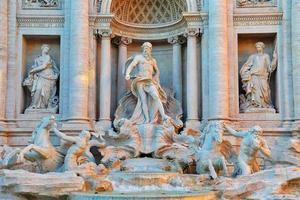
[196,121,228,179]
[18,116,64,172]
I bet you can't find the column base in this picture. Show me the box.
[185,119,201,130]
[96,119,112,132]
[61,118,91,130]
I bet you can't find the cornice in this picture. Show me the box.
[233,12,283,26]
[17,15,64,28]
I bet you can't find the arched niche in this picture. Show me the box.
[99,0,200,15]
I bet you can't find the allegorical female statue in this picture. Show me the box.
[240,41,277,112]
[23,44,59,112]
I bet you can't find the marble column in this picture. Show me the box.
[208,0,229,120]
[292,0,300,122]
[168,36,184,103]
[185,29,200,128]
[68,0,89,122]
[115,37,132,101]
[99,31,113,129]
[0,0,8,122]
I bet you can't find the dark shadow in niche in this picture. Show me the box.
[238,33,278,113]
[21,35,60,114]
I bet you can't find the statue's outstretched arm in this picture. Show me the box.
[260,139,271,158]
[224,124,247,138]
[52,128,77,143]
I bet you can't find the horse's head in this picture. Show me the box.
[31,116,56,144]
[207,121,224,144]
[38,115,56,130]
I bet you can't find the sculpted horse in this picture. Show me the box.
[196,121,229,179]
[18,116,64,173]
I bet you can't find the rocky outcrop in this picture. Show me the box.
[213,166,300,199]
[0,169,85,199]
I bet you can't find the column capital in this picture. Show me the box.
[184,28,201,37]
[113,37,132,46]
[167,36,186,45]
[95,29,114,38]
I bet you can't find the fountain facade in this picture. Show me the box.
[0,0,300,199]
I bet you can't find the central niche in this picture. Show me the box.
[111,0,187,25]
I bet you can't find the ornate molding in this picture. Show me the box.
[17,16,64,28]
[233,13,282,26]
[91,12,207,40]
[183,12,208,28]
[167,36,186,45]
[184,28,201,37]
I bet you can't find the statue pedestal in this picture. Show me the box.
[244,108,276,113]
[24,107,58,114]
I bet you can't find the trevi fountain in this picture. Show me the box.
[0,0,300,199]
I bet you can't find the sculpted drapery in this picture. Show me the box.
[240,41,277,111]
[124,42,169,125]
[23,44,59,110]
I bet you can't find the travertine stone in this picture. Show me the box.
[68,0,89,121]
[292,0,300,122]
[0,0,8,122]
[6,0,17,121]
[208,0,229,120]
[0,169,84,197]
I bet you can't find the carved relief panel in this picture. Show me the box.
[236,0,277,8]
[22,0,62,9]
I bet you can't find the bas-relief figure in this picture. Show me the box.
[240,41,278,113]
[24,0,60,8]
[23,44,59,114]
[238,0,273,7]
[224,124,271,176]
